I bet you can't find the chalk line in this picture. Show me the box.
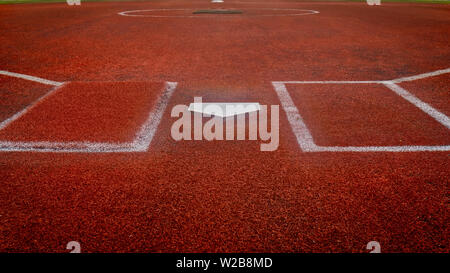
[272,82,317,152]
[273,67,450,152]
[133,82,178,151]
[0,83,67,131]
[0,70,64,86]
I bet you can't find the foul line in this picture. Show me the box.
[0,70,64,86]
[0,83,67,131]
[383,81,450,130]
[391,68,450,84]
[274,67,450,152]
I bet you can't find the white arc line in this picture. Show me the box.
[0,70,64,86]
[118,8,319,18]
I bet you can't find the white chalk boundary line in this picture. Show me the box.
[132,82,177,151]
[391,68,450,84]
[0,70,177,153]
[0,70,64,87]
[273,67,450,152]
[0,84,65,131]
[118,8,319,18]
[1,68,448,153]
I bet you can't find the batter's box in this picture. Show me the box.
[272,69,450,152]
[0,81,177,152]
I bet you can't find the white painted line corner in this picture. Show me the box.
[0,73,178,153]
[132,81,178,151]
[273,67,450,153]
[272,82,317,152]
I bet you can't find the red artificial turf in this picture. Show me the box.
[0,1,448,253]
[399,74,450,117]
[0,75,53,122]
[286,83,450,146]
[0,81,165,142]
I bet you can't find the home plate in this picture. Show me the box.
[188,102,261,118]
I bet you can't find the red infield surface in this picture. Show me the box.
[0,81,165,142]
[0,1,449,252]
